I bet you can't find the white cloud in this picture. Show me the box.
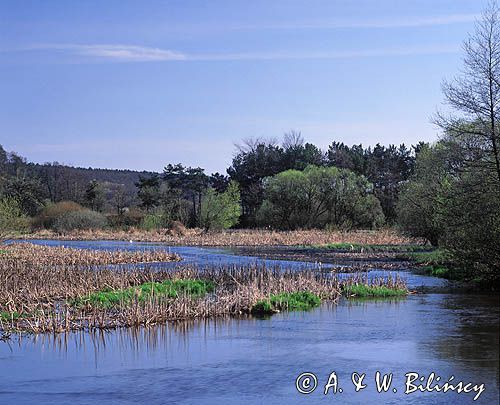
[79,44,186,61]
[147,13,479,33]
[24,43,187,62]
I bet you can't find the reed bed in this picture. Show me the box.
[20,228,416,247]
[0,245,408,335]
[0,260,345,334]
[2,243,180,267]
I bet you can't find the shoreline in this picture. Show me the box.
[11,228,419,247]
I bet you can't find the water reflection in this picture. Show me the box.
[1,295,497,404]
[431,294,500,374]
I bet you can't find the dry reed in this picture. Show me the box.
[0,260,344,333]
[2,243,180,266]
[0,244,407,335]
[19,228,417,247]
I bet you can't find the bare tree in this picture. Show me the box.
[282,130,304,149]
[434,1,500,188]
[113,184,128,215]
[234,136,279,154]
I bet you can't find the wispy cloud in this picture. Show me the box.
[9,43,460,63]
[192,45,460,61]
[23,43,187,61]
[213,13,479,31]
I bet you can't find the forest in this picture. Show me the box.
[0,137,417,231]
[1,6,499,286]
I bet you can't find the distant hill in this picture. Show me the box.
[0,143,161,208]
[25,162,158,205]
[30,162,157,197]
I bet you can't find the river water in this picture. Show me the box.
[1,240,498,404]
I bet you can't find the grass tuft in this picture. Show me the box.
[251,291,321,315]
[405,250,455,279]
[0,311,24,321]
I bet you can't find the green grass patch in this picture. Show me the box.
[303,243,430,253]
[0,311,24,321]
[342,284,407,298]
[72,279,214,309]
[404,250,455,279]
[424,265,450,278]
[251,291,321,315]
[405,249,450,264]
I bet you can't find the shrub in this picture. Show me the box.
[106,209,145,228]
[168,220,187,236]
[0,197,29,236]
[141,213,163,231]
[199,181,241,230]
[53,209,107,233]
[33,201,84,230]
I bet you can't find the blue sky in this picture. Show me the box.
[0,0,488,174]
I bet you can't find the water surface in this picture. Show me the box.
[1,240,497,404]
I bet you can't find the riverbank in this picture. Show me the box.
[15,228,417,247]
[229,245,498,291]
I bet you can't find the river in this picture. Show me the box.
[1,240,498,404]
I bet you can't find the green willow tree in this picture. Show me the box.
[199,181,241,230]
[257,165,384,230]
[396,143,451,246]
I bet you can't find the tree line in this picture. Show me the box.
[0,135,418,232]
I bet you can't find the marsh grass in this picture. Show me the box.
[405,249,450,264]
[403,249,456,279]
[0,257,344,334]
[2,242,180,267]
[341,272,408,298]
[0,311,24,321]
[424,266,450,278]
[19,228,416,247]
